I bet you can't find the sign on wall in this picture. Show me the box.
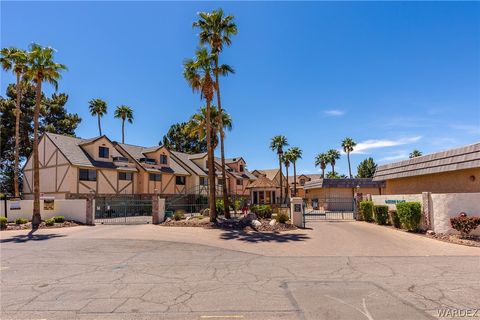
[385,200,406,204]
[10,201,21,210]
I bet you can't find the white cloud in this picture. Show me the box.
[450,124,480,135]
[323,109,345,117]
[351,136,422,154]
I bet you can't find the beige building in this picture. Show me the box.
[22,133,256,199]
[288,174,322,198]
[373,143,480,194]
[247,169,289,205]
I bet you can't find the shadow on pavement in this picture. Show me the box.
[220,230,310,243]
[0,229,66,243]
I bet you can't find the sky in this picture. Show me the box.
[1,1,479,176]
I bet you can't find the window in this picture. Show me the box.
[119,172,133,181]
[79,169,96,181]
[236,179,242,186]
[160,154,168,165]
[149,173,161,181]
[176,176,186,185]
[98,146,109,159]
[218,178,224,186]
[200,177,208,186]
[300,179,305,186]
[239,164,244,172]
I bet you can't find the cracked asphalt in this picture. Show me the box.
[1,222,479,320]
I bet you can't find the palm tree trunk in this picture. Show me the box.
[285,165,289,201]
[347,152,352,178]
[321,167,325,179]
[32,79,42,228]
[206,100,216,222]
[214,57,230,219]
[332,164,335,176]
[14,73,21,198]
[98,114,102,136]
[121,119,125,144]
[279,155,283,204]
[293,161,297,197]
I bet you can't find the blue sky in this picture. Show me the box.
[2,1,479,176]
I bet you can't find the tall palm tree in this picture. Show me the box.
[194,9,237,218]
[88,98,107,136]
[327,149,341,176]
[25,43,66,228]
[114,105,133,144]
[183,47,218,221]
[185,105,233,149]
[282,152,292,199]
[270,135,288,204]
[341,138,356,178]
[288,147,302,196]
[1,47,28,198]
[409,150,422,158]
[315,153,328,178]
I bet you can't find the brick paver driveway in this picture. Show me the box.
[1,222,479,319]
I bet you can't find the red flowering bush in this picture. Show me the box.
[450,212,480,237]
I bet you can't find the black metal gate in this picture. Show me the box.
[95,197,153,224]
[303,197,355,225]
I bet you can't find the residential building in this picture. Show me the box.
[373,142,480,194]
[288,174,322,198]
[247,169,288,205]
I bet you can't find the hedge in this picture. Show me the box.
[0,217,7,229]
[373,205,389,225]
[389,210,401,228]
[396,202,422,231]
[359,201,374,222]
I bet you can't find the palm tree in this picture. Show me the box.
[315,153,328,178]
[185,105,233,149]
[183,47,217,221]
[270,135,288,204]
[282,152,292,199]
[1,47,28,198]
[287,147,302,196]
[327,149,341,176]
[25,43,66,228]
[194,9,237,218]
[341,138,356,178]
[409,150,422,158]
[114,105,133,144]
[88,98,107,136]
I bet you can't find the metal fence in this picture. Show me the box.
[95,197,152,224]
[303,197,355,224]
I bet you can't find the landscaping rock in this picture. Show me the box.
[269,219,277,226]
[251,219,261,229]
[426,230,435,236]
[245,213,257,221]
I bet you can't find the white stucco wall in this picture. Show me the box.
[431,193,480,235]
[371,194,423,210]
[0,199,87,224]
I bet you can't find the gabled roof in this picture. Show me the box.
[288,174,322,184]
[253,169,280,181]
[171,151,208,176]
[373,142,480,181]
[46,132,95,167]
[304,178,385,190]
[246,176,279,189]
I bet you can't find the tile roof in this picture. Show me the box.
[171,151,208,176]
[373,142,480,181]
[46,132,96,167]
[254,169,280,181]
[304,178,385,190]
[246,176,279,189]
[288,174,322,184]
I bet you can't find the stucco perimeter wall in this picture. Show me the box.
[371,194,423,211]
[0,199,87,224]
[431,193,480,236]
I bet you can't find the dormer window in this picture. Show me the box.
[160,154,168,165]
[98,146,109,159]
[239,165,244,172]
[140,158,156,165]
[300,179,305,186]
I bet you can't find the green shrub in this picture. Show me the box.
[45,218,55,226]
[0,217,7,229]
[216,199,225,215]
[374,205,389,225]
[397,202,422,231]
[15,218,28,225]
[359,201,374,222]
[53,216,65,223]
[256,205,273,219]
[450,212,480,237]
[276,211,290,224]
[173,210,186,221]
[389,210,401,228]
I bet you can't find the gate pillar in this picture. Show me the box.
[290,197,304,228]
[152,196,166,224]
[86,196,95,226]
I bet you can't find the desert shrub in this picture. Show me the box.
[397,202,422,231]
[276,211,290,224]
[359,201,374,222]
[0,217,7,229]
[374,205,389,225]
[53,216,65,223]
[250,205,258,214]
[216,199,225,215]
[256,205,273,219]
[15,218,28,225]
[200,208,210,217]
[173,210,186,221]
[450,212,480,237]
[45,218,55,226]
[389,210,401,228]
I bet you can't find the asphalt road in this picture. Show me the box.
[1,223,479,320]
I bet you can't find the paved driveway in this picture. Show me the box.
[1,222,479,319]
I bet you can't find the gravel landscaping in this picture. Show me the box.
[1,220,81,231]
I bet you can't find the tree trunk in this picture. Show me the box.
[332,164,335,176]
[347,152,352,178]
[214,57,230,219]
[293,161,297,197]
[14,73,21,198]
[279,155,283,204]
[285,165,289,201]
[206,100,217,222]
[321,167,325,179]
[98,114,102,136]
[32,79,42,228]
[121,119,125,144]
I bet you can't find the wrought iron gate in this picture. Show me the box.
[95,197,153,224]
[303,197,355,225]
